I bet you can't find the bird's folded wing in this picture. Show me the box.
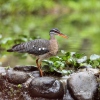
[7,39,50,55]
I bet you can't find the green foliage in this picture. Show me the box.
[0,0,100,66]
[43,51,100,75]
[17,84,22,88]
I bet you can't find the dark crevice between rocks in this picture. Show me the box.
[95,72,100,100]
[67,80,79,100]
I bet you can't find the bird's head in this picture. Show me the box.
[49,28,68,38]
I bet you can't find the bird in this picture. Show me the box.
[7,28,67,77]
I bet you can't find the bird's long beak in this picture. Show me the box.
[58,33,68,38]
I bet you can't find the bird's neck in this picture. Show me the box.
[50,34,55,40]
[49,34,58,56]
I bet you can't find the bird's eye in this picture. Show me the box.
[54,30,60,33]
[50,28,60,34]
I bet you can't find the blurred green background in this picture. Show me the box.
[0,0,100,67]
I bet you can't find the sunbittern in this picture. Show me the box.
[7,28,67,77]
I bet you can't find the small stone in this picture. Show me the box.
[67,71,98,100]
[29,77,64,99]
[7,69,29,84]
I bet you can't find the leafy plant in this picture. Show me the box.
[42,51,100,75]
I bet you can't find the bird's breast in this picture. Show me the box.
[49,39,58,55]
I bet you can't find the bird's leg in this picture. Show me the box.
[36,58,43,77]
[39,61,43,77]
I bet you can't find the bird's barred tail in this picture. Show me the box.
[7,49,13,52]
[7,43,26,53]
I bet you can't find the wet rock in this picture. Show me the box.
[78,67,99,75]
[29,77,64,99]
[7,69,29,84]
[67,71,98,100]
[14,65,38,72]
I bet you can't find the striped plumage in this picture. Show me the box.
[7,28,67,77]
[7,39,50,55]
